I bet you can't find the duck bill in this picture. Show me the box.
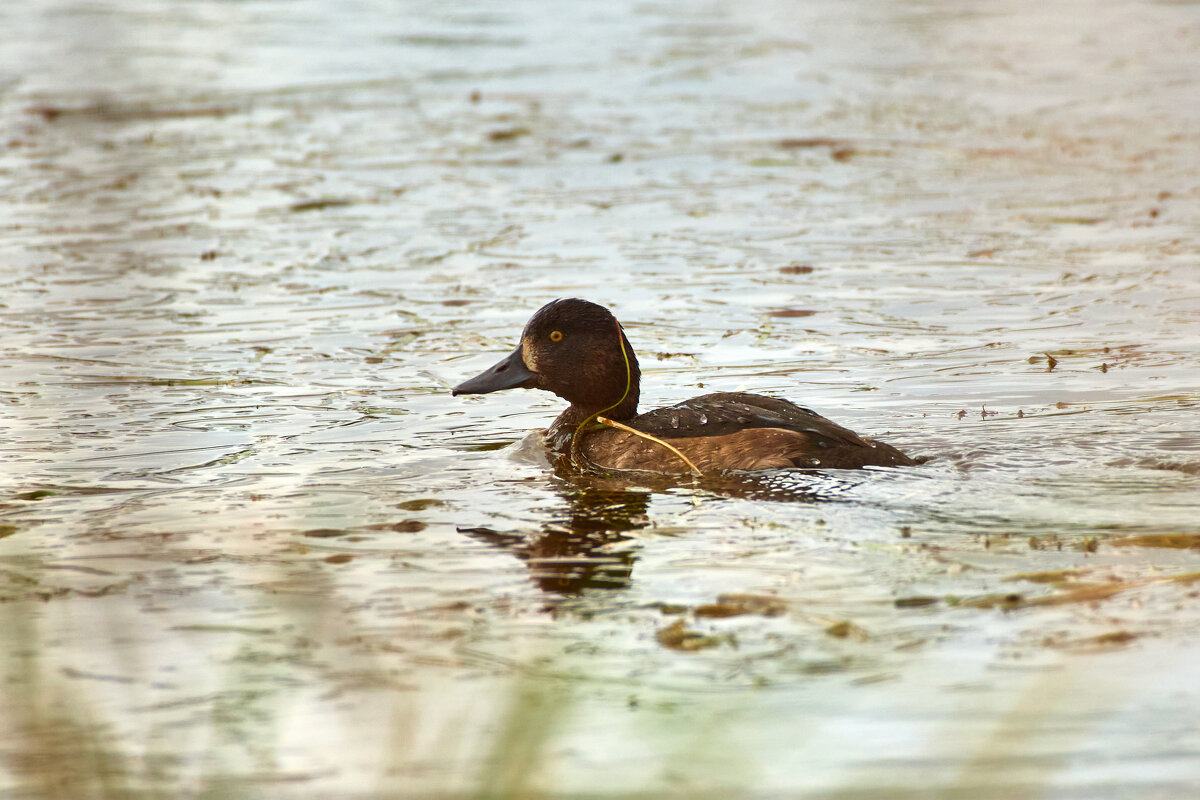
[451,345,538,396]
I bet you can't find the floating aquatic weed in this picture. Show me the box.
[302,528,351,538]
[1004,568,1093,584]
[824,621,869,640]
[288,197,355,212]
[13,490,57,501]
[396,498,445,511]
[1109,534,1200,549]
[26,101,236,121]
[487,127,531,142]
[1043,630,1140,650]
[962,570,1200,610]
[656,620,724,652]
[596,416,703,477]
[894,596,940,609]
[693,593,787,619]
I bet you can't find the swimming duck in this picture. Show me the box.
[452,298,914,474]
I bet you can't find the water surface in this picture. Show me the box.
[2,0,1199,797]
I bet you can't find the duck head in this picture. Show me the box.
[452,298,641,419]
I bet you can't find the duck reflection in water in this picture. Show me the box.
[458,470,858,596]
[460,482,648,594]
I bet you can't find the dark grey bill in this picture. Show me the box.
[451,345,537,395]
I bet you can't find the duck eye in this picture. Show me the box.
[549,330,563,342]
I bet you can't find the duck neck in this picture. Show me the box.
[546,325,642,458]
[546,389,639,460]
[559,390,639,429]
[595,332,640,421]
[612,392,639,420]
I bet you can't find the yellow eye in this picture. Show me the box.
[549,330,563,342]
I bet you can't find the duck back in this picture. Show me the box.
[551,392,914,474]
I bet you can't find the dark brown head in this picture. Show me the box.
[451,298,641,419]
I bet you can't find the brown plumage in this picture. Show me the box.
[452,299,914,474]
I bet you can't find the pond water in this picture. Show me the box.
[2,0,1199,797]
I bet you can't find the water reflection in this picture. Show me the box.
[459,484,647,594]
[696,468,878,503]
[457,468,879,595]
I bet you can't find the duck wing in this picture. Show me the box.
[629,392,875,449]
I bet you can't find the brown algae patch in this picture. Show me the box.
[1004,568,1093,584]
[1109,534,1200,550]
[1042,630,1142,651]
[693,593,787,619]
[655,620,725,652]
[963,570,1200,610]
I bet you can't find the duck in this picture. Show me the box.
[451,298,914,474]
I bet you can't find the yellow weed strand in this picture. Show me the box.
[596,416,704,477]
